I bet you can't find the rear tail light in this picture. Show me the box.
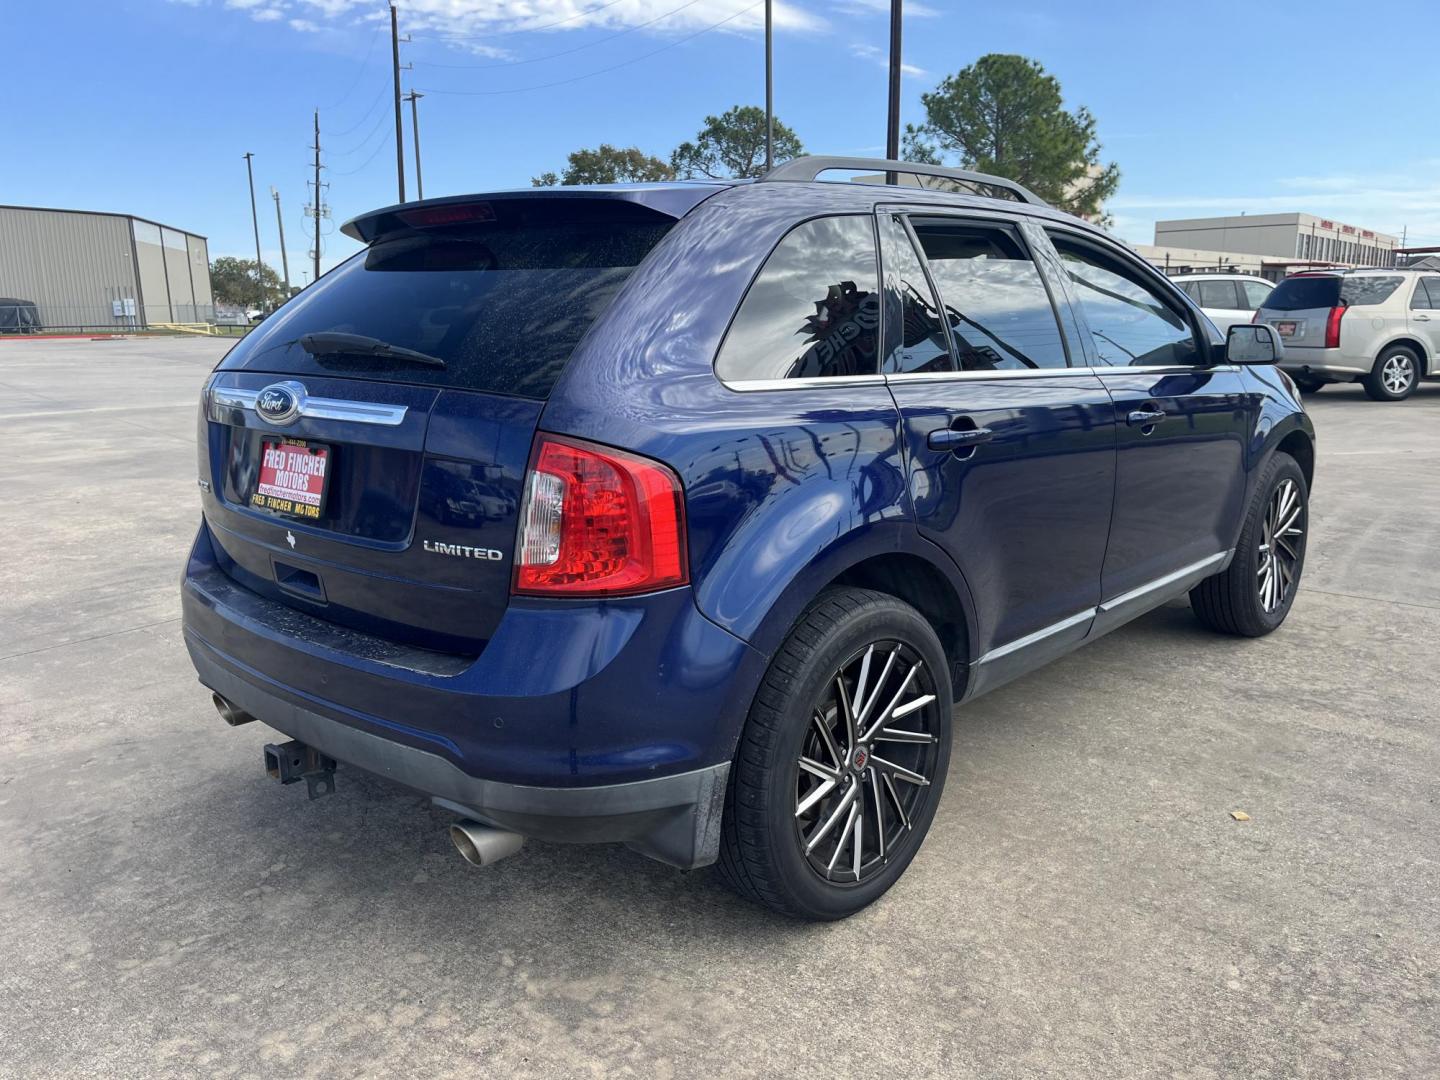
[1325,305,1345,349]
[513,434,688,597]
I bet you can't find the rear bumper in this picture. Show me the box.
[1278,348,1368,379]
[181,519,766,868]
[191,638,729,868]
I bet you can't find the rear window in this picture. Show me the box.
[1265,274,1404,311]
[220,220,671,399]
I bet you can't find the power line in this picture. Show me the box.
[330,105,391,158]
[416,0,710,70]
[319,22,385,112]
[327,82,389,139]
[417,1,762,97]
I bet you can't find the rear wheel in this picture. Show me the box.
[1362,346,1419,401]
[718,587,952,920]
[1190,452,1307,637]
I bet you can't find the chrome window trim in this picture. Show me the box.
[209,386,408,426]
[721,364,1241,392]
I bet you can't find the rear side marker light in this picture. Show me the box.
[514,435,688,597]
[1325,305,1345,349]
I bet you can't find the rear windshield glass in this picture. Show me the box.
[1265,274,1403,311]
[220,220,671,399]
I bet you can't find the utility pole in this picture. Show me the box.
[242,152,264,297]
[390,2,407,202]
[404,90,425,200]
[270,187,291,297]
[764,0,773,172]
[885,0,903,162]
[306,110,328,283]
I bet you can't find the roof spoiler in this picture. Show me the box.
[340,185,726,244]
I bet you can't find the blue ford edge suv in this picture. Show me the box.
[183,157,1314,919]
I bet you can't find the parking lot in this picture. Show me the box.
[2,336,1437,1078]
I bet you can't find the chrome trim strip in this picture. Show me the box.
[723,375,889,392]
[976,607,1096,666]
[209,387,408,426]
[1098,551,1230,613]
[722,364,1241,391]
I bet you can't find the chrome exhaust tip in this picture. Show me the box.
[449,820,525,868]
[213,692,256,727]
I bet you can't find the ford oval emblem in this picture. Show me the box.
[255,381,305,425]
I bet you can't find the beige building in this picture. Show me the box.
[1154,213,1398,272]
[0,204,213,331]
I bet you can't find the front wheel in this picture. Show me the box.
[1362,346,1419,401]
[1190,451,1308,637]
[717,588,953,920]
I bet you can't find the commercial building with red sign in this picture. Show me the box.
[1153,212,1398,279]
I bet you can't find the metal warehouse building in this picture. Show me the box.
[0,204,213,332]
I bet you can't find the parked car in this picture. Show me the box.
[183,157,1315,919]
[0,297,41,334]
[1170,273,1274,332]
[1256,269,1440,400]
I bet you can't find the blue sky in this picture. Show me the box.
[5,0,1437,277]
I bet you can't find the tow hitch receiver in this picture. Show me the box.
[263,740,337,800]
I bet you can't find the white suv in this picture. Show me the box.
[1171,273,1275,332]
[1257,269,1440,400]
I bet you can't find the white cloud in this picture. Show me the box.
[289,16,321,32]
[849,41,924,78]
[251,7,284,20]
[835,0,940,16]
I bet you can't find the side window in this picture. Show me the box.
[877,214,952,374]
[1049,235,1202,367]
[1198,280,1241,310]
[1240,279,1273,310]
[1425,278,1440,309]
[1409,279,1428,309]
[716,215,880,382]
[910,218,1069,370]
[1177,281,1202,301]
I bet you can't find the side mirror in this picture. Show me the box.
[1226,323,1285,365]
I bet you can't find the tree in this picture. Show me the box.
[532,144,675,186]
[210,257,286,309]
[903,54,1119,221]
[670,106,803,180]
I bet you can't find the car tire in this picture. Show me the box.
[1293,375,1325,395]
[1361,346,1419,401]
[717,587,953,920]
[1190,451,1308,637]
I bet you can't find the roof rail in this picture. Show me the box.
[758,156,1047,207]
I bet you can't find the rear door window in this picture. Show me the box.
[1198,280,1241,309]
[1050,235,1201,367]
[220,218,672,399]
[716,215,881,382]
[877,214,952,374]
[910,218,1070,370]
[1240,279,1273,310]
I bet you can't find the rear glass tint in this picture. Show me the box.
[220,220,671,399]
[1265,274,1404,311]
[1264,277,1340,311]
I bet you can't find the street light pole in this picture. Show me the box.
[242,152,264,300]
[270,187,291,297]
[764,0,773,172]
[886,0,903,162]
[405,90,425,200]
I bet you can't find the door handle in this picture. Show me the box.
[1127,409,1166,427]
[927,426,994,452]
[1415,314,1432,322]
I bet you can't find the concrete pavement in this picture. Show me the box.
[1,339,1436,1078]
